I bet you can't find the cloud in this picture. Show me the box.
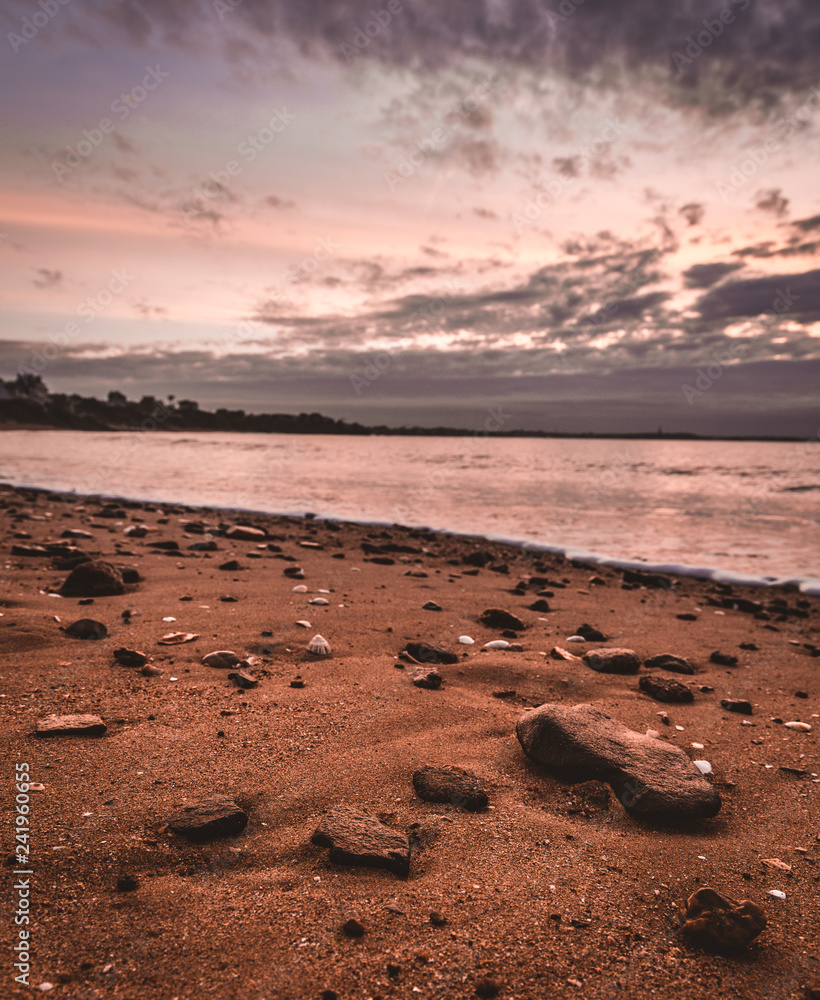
[679,202,704,226]
[695,268,820,321]
[683,262,743,288]
[755,188,789,217]
[32,269,63,289]
[264,194,295,209]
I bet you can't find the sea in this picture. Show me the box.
[1,430,819,593]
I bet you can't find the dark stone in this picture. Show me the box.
[290,679,305,688]
[710,651,738,666]
[739,642,758,651]
[413,766,488,811]
[117,566,141,584]
[644,653,694,674]
[475,979,501,999]
[190,540,218,551]
[576,623,607,642]
[583,648,641,674]
[116,874,139,892]
[721,698,752,715]
[639,675,694,703]
[219,595,238,602]
[61,618,107,640]
[501,629,518,639]
[147,540,179,551]
[167,796,248,841]
[283,566,304,578]
[228,669,258,689]
[463,550,493,567]
[516,702,721,821]
[11,544,49,557]
[528,599,551,612]
[218,560,241,571]
[795,690,808,698]
[422,601,442,611]
[679,886,766,953]
[114,647,147,667]
[430,911,448,926]
[412,669,442,689]
[405,642,458,665]
[479,608,525,630]
[60,560,126,597]
[676,613,698,621]
[225,525,267,541]
[367,556,396,565]
[36,714,107,737]
[341,918,365,938]
[311,806,410,876]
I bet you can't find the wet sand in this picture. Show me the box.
[1,483,818,1000]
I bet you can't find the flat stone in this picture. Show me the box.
[202,650,243,669]
[61,618,108,640]
[405,641,458,665]
[311,806,410,876]
[576,623,607,642]
[516,702,721,821]
[639,674,694,703]
[59,560,126,597]
[412,669,443,689]
[710,650,738,666]
[412,766,488,811]
[11,544,49,557]
[422,601,442,611]
[479,608,525,630]
[679,886,766,953]
[583,648,641,674]
[167,796,248,841]
[225,525,267,541]
[644,653,694,674]
[113,647,147,667]
[36,714,107,737]
[721,698,752,715]
[228,669,258,689]
[218,560,242,571]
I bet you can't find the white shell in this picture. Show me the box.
[308,597,329,605]
[768,890,786,900]
[784,721,812,731]
[693,760,712,775]
[307,634,331,656]
[458,635,475,645]
[566,635,586,643]
[317,588,331,594]
[295,620,311,628]
[484,640,510,650]
[292,584,308,593]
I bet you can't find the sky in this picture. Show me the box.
[1,0,819,435]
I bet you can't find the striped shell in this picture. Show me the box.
[307,634,331,656]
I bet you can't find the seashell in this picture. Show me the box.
[484,640,510,650]
[693,760,712,775]
[458,635,475,645]
[317,588,331,594]
[768,890,786,900]
[307,634,331,656]
[784,721,811,731]
[201,650,242,668]
[158,632,198,645]
[295,620,311,628]
[292,585,308,593]
[308,597,329,606]
[162,616,177,622]
[566,635,587,643]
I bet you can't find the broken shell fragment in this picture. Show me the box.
[308,597,329,606]
[307,634,332,656]
[202,650,242,669]
[484,640,510,650]
[784,721,812,731]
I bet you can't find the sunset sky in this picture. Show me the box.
[1,0,818,434]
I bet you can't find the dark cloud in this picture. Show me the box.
[264,195,295,209]
[473,207,497,219]
[32,269,62,289]
[695,268,820,321]
[793,214,820,232]
[9,1,819,107]
[683,262,743,288]
[679,202,704,226]
[755,188,789,217]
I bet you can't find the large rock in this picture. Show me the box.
[583,648,641,674]
[679,887,766,953]
[412,766,488,811]
[36,714,107,737]
[644,653,694,675]
[311,806,410,876]
[59,560,126,597]
[167,796,248,841]
[516,703,721,821]
[61,618,108,640]
[639,674,694,703]
[479,608,525,630]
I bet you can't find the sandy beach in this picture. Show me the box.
[2,482,818,1000]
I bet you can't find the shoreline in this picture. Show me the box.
[1,481,819,999]
[4,481,820,596]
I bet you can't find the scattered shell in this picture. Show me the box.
[768,890,786,900]
[292,585,308,593]
[162,616,177,622]
[693,760,712,775]
[202,650,242,669]
[157,632,198,645]
[484,640,510,650]
[309,597,330,606]
[317,588,331,594]
[784,721,812,732]
[458,635,475,645]
[566,635,587,643]
[307,634,332,656]
[295,620,312,628]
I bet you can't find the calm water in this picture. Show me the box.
[1,430,819,586]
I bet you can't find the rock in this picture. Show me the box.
[117,566,141,584]
[189,540,218,551]
[721,698,752,715]
[147,540,179,551]
[528,599,551,612]
[412,669,443,689]
[341,918,365,938]
[430,911,448,926]
[739,642,758,651]
[11,544,49,557]
[218,560,241,571]
[167,796,248,841]
[405,641,458,665]
[225,525,267,541]
[157,632,198,645]
[639,675,694,703]
[59,560,126,597]
[61,618,107,640]
[710,650,738,666]
[422,601,442,611]
[61,529,93,539]
[644,653,694,674]
[202,650,243,669]
[113,647,147,667]
[475,979,501,999]
[284,566,305,578]
[479,608,525,630]
[676,613,698,621]
[228,669,258,689]
[583,648,641,674]
[116,874,139,892]
[412,766,488,811]
[576,623,607,642]
[678,886,766,953]
[311,806,410,876]
[550,646,583,663]
[463,550,493,567]
[290,678,305,688]
[516,702,721,821]
[36,714,107,737]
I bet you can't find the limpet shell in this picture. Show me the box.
[307,634,331,656]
